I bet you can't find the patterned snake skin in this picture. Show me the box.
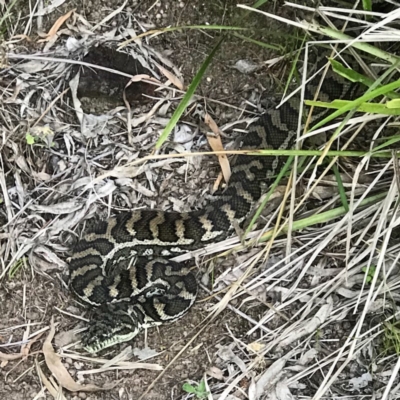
[69,53,359,353]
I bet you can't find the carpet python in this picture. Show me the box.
[69,52,359,353]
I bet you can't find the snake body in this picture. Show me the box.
[69,53,357,353]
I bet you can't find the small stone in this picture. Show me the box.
[74,362,83,370]
[78,392,87,399]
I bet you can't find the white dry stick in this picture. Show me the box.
[380,356,400,400]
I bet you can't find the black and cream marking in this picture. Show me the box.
[69,54,358,353]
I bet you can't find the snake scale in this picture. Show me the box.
[69,51,359,353]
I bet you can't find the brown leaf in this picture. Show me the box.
[0,351,24,362]
[205,113,231,183]
[36,359,67,400]
[38,9,75,42]
[10,34,32,42]
[128,74,161,84]
[157,64,184,90]
[43,317,111,392]
[206,366,224,380]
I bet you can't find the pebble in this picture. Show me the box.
[74,361,83,370]
[78,392,87,399]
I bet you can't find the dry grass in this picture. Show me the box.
[1,1,400,399]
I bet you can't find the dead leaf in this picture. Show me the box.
[43,317,111,392]
[212,172,224,194]
[132,346,159,360]
[129,74,161,84]
[9,34,32,42]
[206,366,224,380]
[157,63,184,90]
[29,201,82,215]
[36,359,67,400]
[32,171,52,181]
[205,113,231,184]
[38,9,75,42]
[0,351,24,362]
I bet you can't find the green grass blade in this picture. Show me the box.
[330,58,375,86]
[362,0,372,11]
[252,0,270,9]
[315,26,399,64]
[309,79,400,132]
[305,99,400,115]
[332,162,349,212]
[0,0,19,37]
[233,32,283,51]
[371,136,400,152]
[254,192,387,244]
[283,36,307,96]
[155,36,224,150]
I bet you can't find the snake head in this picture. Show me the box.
[81,305,140,353]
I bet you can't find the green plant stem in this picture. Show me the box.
[155,36,224,149]
[314,25,399,64]
[253,191,387,245]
